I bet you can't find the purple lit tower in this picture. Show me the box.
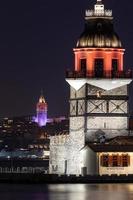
[35,94,48,127]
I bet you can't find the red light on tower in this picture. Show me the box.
[37,95,47,112]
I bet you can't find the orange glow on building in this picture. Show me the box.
[74,48,125,75]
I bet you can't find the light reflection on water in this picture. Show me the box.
[48,184,133,200]
[0,184,133,200]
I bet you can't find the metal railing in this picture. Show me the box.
[66,70,133,79]
[85,9,112,17]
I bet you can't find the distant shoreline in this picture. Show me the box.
[0,173,133,184]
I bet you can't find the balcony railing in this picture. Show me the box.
[66,70,133,79]
[85,9,112,18]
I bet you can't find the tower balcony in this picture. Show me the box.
[85,9,112,18]
[66,70,133,91]
[66,70,133,79]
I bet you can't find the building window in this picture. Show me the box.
[94,59,104,77]
[104,122,106,129]
[80,59,87,72]
[112,59,118,72]
[100,154,130,168]
[121,154,129,167]
[112,155,118,167]
[101,155,109,167]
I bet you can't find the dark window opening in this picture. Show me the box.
[112,155,118,167]
[81,167,87,176]
[112,59,118,77]
[94,59,104,78]
[65,160,67,174]
[122,155,129,167]
[101,155,109,167]
[80,59,86,72]
[101,154,130,168]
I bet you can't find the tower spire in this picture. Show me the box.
[39,89,45,103]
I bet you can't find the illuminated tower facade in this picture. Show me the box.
[49,0,133,175]
[65,0,132,174]
[35,94,48,127]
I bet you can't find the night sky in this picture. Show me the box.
[0,0,133,118]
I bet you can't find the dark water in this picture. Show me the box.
[0,183,133,200]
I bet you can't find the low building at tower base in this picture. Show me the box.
[50,136,133,176]
[83,137,133,176]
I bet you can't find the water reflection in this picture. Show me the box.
[49,184,87,200]
[48,184,133,200]
[0,184,133,200]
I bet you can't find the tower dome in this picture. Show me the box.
[76,0,122,48]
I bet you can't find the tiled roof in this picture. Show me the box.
[86,136,133,152]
